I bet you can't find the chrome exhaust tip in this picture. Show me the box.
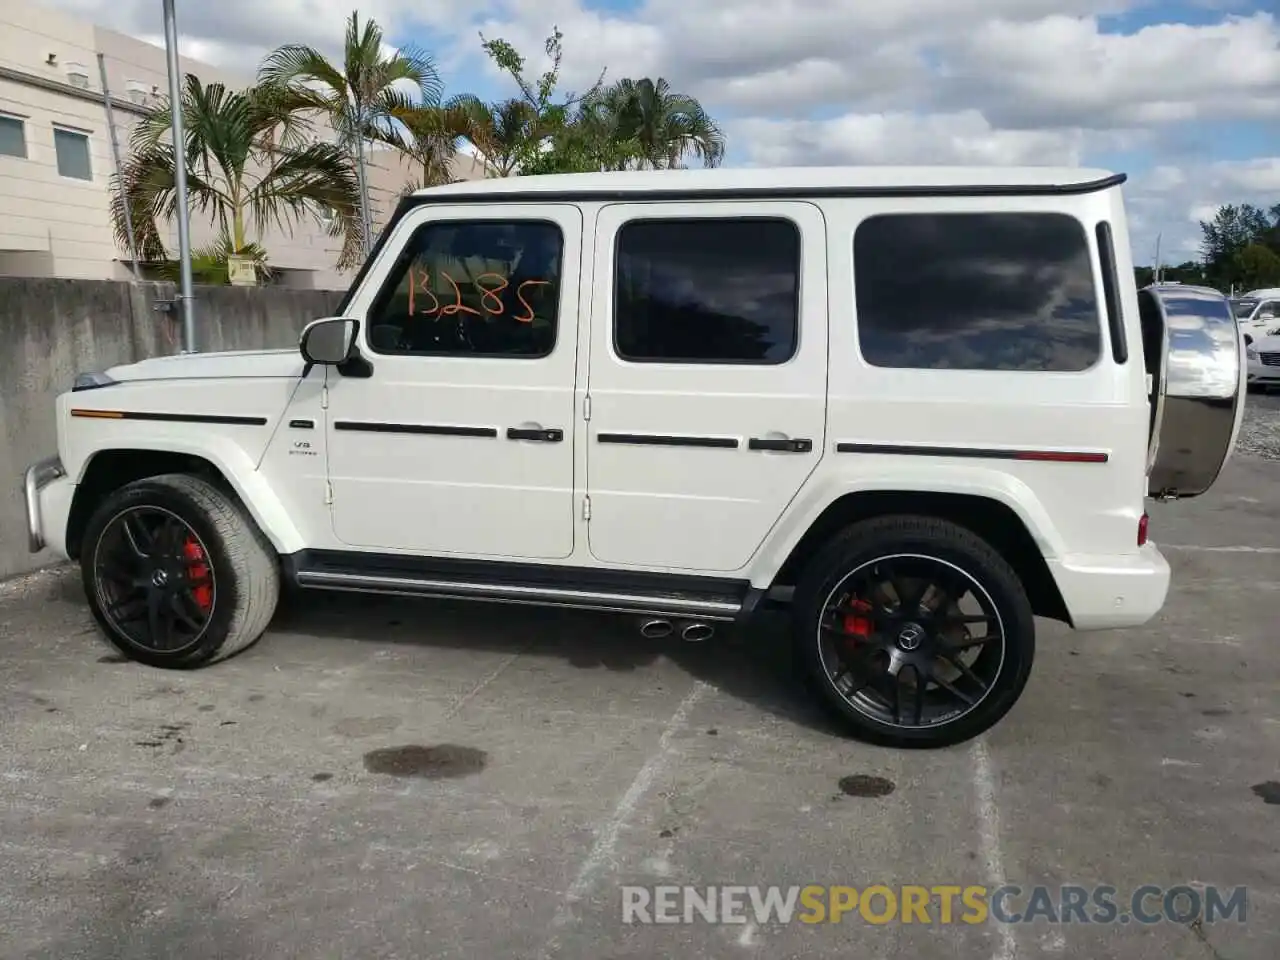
[639,618,674,640]
[681,622,715,642]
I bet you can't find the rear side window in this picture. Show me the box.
[614,217,800,364]
[853,212,1102,371]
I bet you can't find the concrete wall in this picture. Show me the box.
[0,276,341,580]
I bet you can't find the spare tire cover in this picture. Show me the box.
[1145,284,1245,499]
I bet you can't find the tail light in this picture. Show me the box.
[1138,512,1149,547]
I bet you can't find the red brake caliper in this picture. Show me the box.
[182,537,213,612]
[842,598,874,645]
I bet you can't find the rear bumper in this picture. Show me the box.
[1048,542,1171,630]
[23,456,73,557]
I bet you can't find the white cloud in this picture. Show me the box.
[1127,158,1280,263]
[36,0,1280,266]
[936,12,1280,129]
[730,111,1091,167]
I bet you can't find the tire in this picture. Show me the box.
[791,514,1035,748]
[80,473,280,669]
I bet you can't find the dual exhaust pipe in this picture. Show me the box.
[638,618,715,642]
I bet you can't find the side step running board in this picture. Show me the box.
[294,569,744,621]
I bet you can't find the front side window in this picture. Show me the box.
[53,128,92,180]
[614,217,800,364]
[366,220,563,358]
[853,212,1102,371]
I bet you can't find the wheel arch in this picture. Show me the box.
[65,443,302,561]
[770,489,1071,625]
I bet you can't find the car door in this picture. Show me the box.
[584,200,828,573]
[324,203,582,560]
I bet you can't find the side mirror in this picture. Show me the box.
[300,317,358,365]
[1243,333,1253,346]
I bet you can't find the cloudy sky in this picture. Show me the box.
[44,0,1280,266]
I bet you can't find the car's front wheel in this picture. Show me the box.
[80,473,280,669]
[792,515,1035,748]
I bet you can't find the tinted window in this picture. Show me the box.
[1231,298,1259,319]
[0,115,25,158]
[53,128,91,180]
[614,218,800,363]
[367,220,562,358]
[854,212,1101,371]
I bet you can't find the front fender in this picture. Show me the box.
[749,464,1067,587]
[71,436,305,556]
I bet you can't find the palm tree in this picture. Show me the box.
[258,10,445,250]
[586,78,725,170]
[388,96,490,190]
[111,75,364,279]
[443,95,547,178]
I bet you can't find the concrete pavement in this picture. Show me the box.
[2,457,1278,959]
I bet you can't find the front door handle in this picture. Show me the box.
[749,437,813,453]
[507,427,564,443]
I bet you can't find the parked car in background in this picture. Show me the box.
[1234,289,1280,339]
[1246,326,1280,392]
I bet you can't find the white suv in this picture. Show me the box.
[23,167,1245,747]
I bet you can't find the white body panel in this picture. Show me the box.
[27,166,1186,632]
[324,203,584,560]
[583,200,828,572]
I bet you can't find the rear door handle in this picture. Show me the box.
[748,437,813,453]
[507,427,564,443]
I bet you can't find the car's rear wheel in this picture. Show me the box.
[792,515,1035,748]
[80,473,279,669]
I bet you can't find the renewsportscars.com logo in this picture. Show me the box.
[620,884,1248,926]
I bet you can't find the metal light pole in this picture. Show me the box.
[162,0,196,353]
[97,54,140,278]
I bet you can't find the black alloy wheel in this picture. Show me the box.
[80,474,281,669]
[792,515,1035,748]
[91,505,217,656]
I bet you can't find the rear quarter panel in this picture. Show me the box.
[749,187,1150,586]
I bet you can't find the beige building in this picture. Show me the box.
[0,0,486,289]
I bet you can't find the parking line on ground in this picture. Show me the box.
[549,679,713,933]
[443,649,524,720]
[970,737,1018,960]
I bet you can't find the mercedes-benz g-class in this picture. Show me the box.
[24,166,1245,747]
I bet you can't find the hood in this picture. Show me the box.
[1249,333,1280,352]
[100,348,307,384]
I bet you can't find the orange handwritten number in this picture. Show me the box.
[514,280,551,323]
[407,267,550,322]
[438,271,481,317]
[407,265,439,316]
[475,273,508,315]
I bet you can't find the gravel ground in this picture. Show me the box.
[1235,390,1280,461]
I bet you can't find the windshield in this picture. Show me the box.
[1231,298,1259,319]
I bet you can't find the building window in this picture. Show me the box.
[365,219,563,358]
[0,115,26,158]
[53,128,92,180]
[852,212,1102,372]
[613,217,801,364]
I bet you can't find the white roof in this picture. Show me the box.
[1242,288,1280,300]
[412,165,1121,198]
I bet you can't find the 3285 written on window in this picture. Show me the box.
[366,220,563,358]
[853,212,1103,372]
[613,217,801,364]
